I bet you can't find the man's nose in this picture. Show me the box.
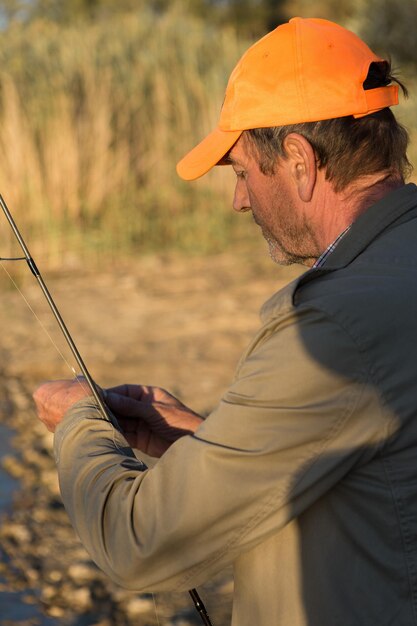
[233,183,251,213]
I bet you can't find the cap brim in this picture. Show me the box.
[176,127,243,181]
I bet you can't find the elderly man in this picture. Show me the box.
[35,17,417,626]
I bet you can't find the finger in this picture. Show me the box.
[105,384,182,407]
[105,384,154,401]
[105,392,140,416]
[106,394,188,431]
[150,388,183,406]
[120,419,152,453]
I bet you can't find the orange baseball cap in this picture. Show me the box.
[177,17,399,181]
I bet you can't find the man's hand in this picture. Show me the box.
[33,379,91,433]
[33,379,203,457]
[105,384,203,457]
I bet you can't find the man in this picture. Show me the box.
[34,17,417,625]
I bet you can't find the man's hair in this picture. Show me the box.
[246,61,412,191]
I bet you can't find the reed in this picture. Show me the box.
[0,8,250,267]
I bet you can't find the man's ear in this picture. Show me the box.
[282,133,317,202]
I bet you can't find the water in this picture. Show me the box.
[0,423,19,510]
[0,589,58,624]
[0,423,59,625]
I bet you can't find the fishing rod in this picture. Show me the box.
[0,194,214,626]
[0,194,116,428]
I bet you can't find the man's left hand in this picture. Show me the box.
[33,379,91,433]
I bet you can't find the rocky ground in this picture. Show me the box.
[0,250,301,626]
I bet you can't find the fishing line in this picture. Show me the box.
[153,594,162,626]
[0,259,78,379]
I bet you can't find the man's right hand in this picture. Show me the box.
[104,384,203,457]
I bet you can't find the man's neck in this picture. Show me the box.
[342,172,404,221]
[322,172,404,248]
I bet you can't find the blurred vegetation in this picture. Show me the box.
[0,0,287,36]
[0,6,247,265]
[0,0,415,267]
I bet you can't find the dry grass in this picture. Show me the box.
[0,9,249,267]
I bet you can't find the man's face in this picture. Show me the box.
[227,135,320,266]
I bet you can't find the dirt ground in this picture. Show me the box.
[0,249,302,626]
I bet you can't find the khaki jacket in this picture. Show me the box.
[55,184,417,625]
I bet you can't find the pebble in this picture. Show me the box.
[124,596,155,617]
[68,586,91,611]
[2,521,31,543]
[68,562,96,584]
[1,454,25,479]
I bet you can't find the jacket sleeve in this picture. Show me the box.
[54,305,394,593]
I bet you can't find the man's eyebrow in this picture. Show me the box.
[219,154,240,166]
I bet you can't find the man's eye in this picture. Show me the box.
[235,171,246,179]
